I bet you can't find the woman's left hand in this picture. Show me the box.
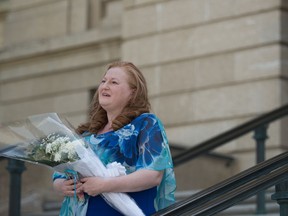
[79,177,106,196]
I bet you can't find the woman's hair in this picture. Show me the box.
[76,61,151,134]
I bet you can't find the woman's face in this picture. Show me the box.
[98,67,133,115]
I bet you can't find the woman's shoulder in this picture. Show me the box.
[132,113,164,129]
[135,113,158,121]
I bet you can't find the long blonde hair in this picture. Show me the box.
[76,61,151,134]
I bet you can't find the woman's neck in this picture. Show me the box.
[98,123,113,135]
[97,113,116,134]
[106,111,120,126]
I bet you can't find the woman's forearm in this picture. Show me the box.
[106,169,163,192]
[80,169,163,196]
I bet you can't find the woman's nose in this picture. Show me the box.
[102,82,110,89]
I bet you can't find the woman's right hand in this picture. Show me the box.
[53,178,83,197]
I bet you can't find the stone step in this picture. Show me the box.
[23,211,59,216]
[175,188,279,216]
[218,202,279,216]
[24,188,279,216]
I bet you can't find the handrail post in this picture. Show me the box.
[271,181,288,216]
[6,159,26,216]
[253,124,269,214]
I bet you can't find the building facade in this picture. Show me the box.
[0,0,287,214]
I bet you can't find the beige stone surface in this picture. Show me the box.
[69,0,88,34]
[0,0,286,213]
[0,42,120,82]
[236,120,284,150]
[65,112,89,128]
[282,11,288,44]
[234,45,281,81]
[190,10,280,56]
[167,114,286,154]
[4,1,68,46]
[0,67,102,102]
[142,61,195,96]
[284,0,288,9]
[231,147,285,173]
[152,79,282,125]
[123,0,281,38]
[190,79,281,121]
[174,154,235,190]
[124,0,161,8]
[165,117,243,148]
[157,0,208,31]
[283,43,288,78]
[144,44,281,98]
[8,0,61,9]
[0,27,121,63]
[281,80,288,104]
[216,119,284,153]
[122,4,158,37]
[100,0,123,28]
[0,105,3,124]
[207,0,281,20]
[0,21,3,47]
[123,11,280,66]
[151,92,194,125]
[1,91,89,122]
[193,54,234,88]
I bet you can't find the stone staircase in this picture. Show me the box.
[175,187,279,216]
[22,188,279,216]
[22,201,60,216]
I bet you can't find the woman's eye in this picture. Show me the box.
[112,81,118,84]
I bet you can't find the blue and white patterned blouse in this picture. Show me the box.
[53,113,176,214]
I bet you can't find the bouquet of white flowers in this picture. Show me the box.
[0,113,144,216]
[25,133,86,166]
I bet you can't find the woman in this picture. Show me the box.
[53,61,176,215]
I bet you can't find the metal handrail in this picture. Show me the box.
[153,104,288,215]
[186,165,288,216]
[173,104,288,166]
[153,151,288,215]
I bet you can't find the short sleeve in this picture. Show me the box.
[136,114,173,171]
[135,114,176,210]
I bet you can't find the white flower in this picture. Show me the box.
[46,143,53,154]
[27,132,86,165]
[59,141,77,160]
[54,152,62,162]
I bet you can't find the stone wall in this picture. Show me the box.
[0,0,122,214]
[122,0,288,171]
[0,0,287,214]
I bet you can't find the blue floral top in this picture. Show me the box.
[53,113,176,214]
